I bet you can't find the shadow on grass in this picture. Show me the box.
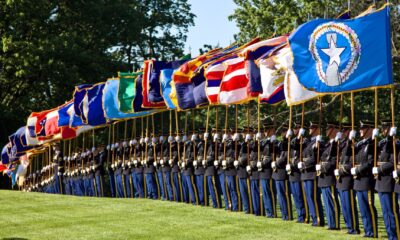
[1,238,29,240]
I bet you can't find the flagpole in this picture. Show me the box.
[192,109,196,162]
[316,97,323,176]
[235,105,238,161]
[183,111,188,167]
[299,103,305,175]
[203,107,210,163]
[287,106,293,172]
[223,105,228,163]
[351,92,356,179]
[107,126,111,168]
[390,86,398,182]
[336,94,344,180]
[257,101,261,168]
[373,88,378,179]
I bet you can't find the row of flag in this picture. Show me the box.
[1,5,393,174]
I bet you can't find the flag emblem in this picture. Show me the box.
[309,22,361,86]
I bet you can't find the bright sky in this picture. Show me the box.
[185,0,239,55]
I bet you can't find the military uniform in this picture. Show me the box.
[259,137,278,218]
[134,142,145,198]
[114,145,125,198]
[155,139,166,200]
[193,136,206,206]
[237,138,251,214]
[375,130,399,239]
[352,130,378,238]
[182,139,198,205]
[94,148,106,197]
[161,138,174,201]
[224,138,238,211]
[170,140,182,202]
[272,137,293,220]
[204,136,222,208]
[249,139,261,216]
[144,141,158,199]
[122,144,132,198]
[53,148,65,194]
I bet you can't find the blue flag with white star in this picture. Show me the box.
[289,6,392,93]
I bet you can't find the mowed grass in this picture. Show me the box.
[0,190,389,240]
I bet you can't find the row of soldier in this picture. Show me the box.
[22,119,400,239]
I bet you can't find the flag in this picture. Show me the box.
[73,84,92,123]
[15,154,29,186]
[103,78,156,120]
[1,145,10,164]
[11,127,33,154]
[142,61,166,108]
[26,114,39,146]
[148,60,188,105]
[118,72,141,113]
[160,69,178,109]
[44,109,60,137]
[0,164,6,172]
[218,37,287,105]
[258,45,288,105]
[289,6,392,93]
[86,83,107,126]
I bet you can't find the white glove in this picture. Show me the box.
[160,159,164,165]
[159,136,165,142]
[91,147,96,152]
[213,133,220,142]
[234,160,239,168]
[222,133,228,142]
[257,161,262,168]
[335,132,342,142]
[256,132,262,141]
[204,132,209,140]
[129,140,134,146]
[182,135,188,142]
[390,127,397,137]
[152,137,157,144]
[115,142,119,148]
[245,134,252,142]
[191,134,197,142]
[372,128,379,140]
[233,133,240,141]
[168,159,173,166]
[140,138,144,144]
[298,128,306,138]
[133,160,138,165]
[297,162,304,170]
[349,130,357,140]
[111,163,115,168]
[181,162,186,168]
[153,162,157,167]
[175,135,181,142]
[123,141,127,147]
[393,170,398,179]
[316,164,321,171]
[214,160,219,167]
[372,167,379,175]
[334,169,339,176]
[246,165,251,172]
[107,144,110,150]
[202,160,206,166]
[111,144,115,150]
[316,135,322,143]
[168,136,174,143]
[144,137,150,143]
[285,164,291,172]
[271,161,276,169]
[222,160,227,166]
[351,167,357,176]
[193,160,198,167]
[286,129,293,139]
[132,139,138,146]
[270,135,276,142]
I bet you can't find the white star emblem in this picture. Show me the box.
[321,34,345,66]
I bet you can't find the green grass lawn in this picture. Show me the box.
[0,190,390,239]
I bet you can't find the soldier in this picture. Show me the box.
[374,120,398,239]
[114,142,125,198]
[64,156,71,195]
[249,128,261,216]
[236,128,252,214]
[107,144,116,198]
[193,131,206,206]
[203,129,222,208]
[214,128,230,210]
[287,123,308,223]
[272,125,292,221]
[394,151,400,237]
[317,122,341,230]
[259,123,278,218]
[161,133,174,201]
[133,137,145,198]
[298,121,325,227]
[155,134,166,200]
[350,120,378,238]
[224,129,238,211]
[144,136,158,200]
[94,145,106,197]
[52,142,65,194]
[170,135,182,202]
[122,141,132,198]
[181,133,198,205]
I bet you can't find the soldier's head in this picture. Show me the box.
[380,120,391,137]
[263,123,276,136]
[326,122,339,139]
[341,123,352,139]
[280,125,289,138]
[52,142,61,151]
[292,122,302,135]
[359,120,374,139]
[309,121,320,136]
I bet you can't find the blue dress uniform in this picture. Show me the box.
[182,140,198,205]
[225,139,238,211]
[144,142,158,200]
[318,138,341,230]
[88,162,96,197]
[237,140,251,214]
[155,141,166,200]
[204,138,222,208]
[171,141,182,202]
[272,138,293,221]
[194,138,206,206]
[259,137,278,218]
[353,136,378,238]
[375,134,398,240]
[301,136,325,227]
[94,148,106,197]
[122,145,132,198]
[249,140,261,216]
[394,153,400,239]
[53,149,65,194]
[288,137,308,223]
[337,137,360,234]
[77,164,85,197]
[133,143,145,198]
[161,140,174,201]
[115,146,125,198]
[107,146,116,198]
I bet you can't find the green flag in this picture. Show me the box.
[118,71,142,113]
